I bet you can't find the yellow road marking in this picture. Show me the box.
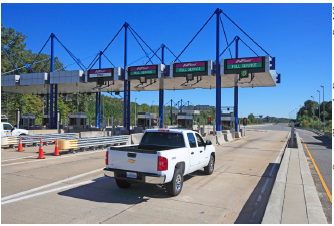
[301,139,332,203]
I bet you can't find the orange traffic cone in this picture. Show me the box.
[38,137,45,159]
[54,139,60,156]
[17,136,25,152]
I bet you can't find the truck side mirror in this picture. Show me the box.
[205,140,212,145]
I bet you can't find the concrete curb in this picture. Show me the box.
[262,132,291,224]
[296,133,327,224]
[262,132,327,224]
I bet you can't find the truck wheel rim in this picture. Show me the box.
[175,174,182,191]
[210,159,214,172]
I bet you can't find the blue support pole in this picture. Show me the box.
[215,9,222,131]
[98,51,102,128]
[123,22,128,130]
[49,33,55,129]
[180,99,183,112]
[159,44,165,128]
[54,84,58,129]
[170,99,173,126]
[234,36,240,132]
[127,81,130,131]
[95,93,98,127]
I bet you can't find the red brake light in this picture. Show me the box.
[158,156,168,171]
[105,151,108,165]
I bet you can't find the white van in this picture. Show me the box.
[1,122,29,137]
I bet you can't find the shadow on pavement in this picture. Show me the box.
[57,169,209,205]
[234,163,278,224]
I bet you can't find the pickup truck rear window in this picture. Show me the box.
[140,132,185,147]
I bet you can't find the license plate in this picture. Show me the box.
[126,172,137,178]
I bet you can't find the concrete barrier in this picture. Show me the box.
[28,129,65,135]
[223,133,233,142]
[235,132,243,139]
[221,130,231,134]
[204,135,217,146]
[131,133,144,144]
[216,135,226,145]
[79,131,107,138]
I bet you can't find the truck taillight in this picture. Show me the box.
[105,151,108,165]
[158,156,168,171]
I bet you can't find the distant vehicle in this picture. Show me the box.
[104,129,216,196]
[1,122,29,137]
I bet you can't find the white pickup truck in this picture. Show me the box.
[1,122,29,137]
[104,129,216,196]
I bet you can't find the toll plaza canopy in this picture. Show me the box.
[1,56,277,94]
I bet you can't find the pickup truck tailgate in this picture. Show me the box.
[108,150,158,174]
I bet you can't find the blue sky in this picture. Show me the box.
[1,3,331,118]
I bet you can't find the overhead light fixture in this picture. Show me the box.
[140,76,147,84]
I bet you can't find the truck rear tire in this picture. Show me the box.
[204,155,214,175]
[165,168,183,196]
[115,179,131,189]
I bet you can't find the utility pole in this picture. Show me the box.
[135,98,137,127]
[321,85,325,132]
[311,96,314,129]
[317,90,320,130]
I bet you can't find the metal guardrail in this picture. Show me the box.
[16,133,77,146]
[65,135,130,153]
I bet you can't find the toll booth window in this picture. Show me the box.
[140,132,185,147]
[3,124,12,130]
[195,133,205,147]
[187,133,197,148]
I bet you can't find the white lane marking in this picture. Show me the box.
[1,150,106,167]
[1,155,37,162]
[2,177,108,205]
[1,168,103,201]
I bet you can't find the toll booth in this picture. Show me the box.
[177,112,193,129]
[21,113,36,129]
[1,115,8,122]
[42,115,50,128]
[221,112,235,131]
[137,112,157,129]
[68,112,87,129]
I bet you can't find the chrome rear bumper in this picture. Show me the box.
[103,168,165,184]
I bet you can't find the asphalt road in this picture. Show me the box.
[1,129,289,224]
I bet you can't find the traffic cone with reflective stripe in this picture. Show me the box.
[17,136,25,152]
[38,137,45,159]
[54,139,60,156]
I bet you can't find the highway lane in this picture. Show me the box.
[297,128,332,223]
[1,130,289,224]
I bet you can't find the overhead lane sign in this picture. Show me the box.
[126,64,165,83]
[226,57,263,70]
[129,65,157,76]
[175,61,206,73]
[85,67,122,84]
[170,60,213,81]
